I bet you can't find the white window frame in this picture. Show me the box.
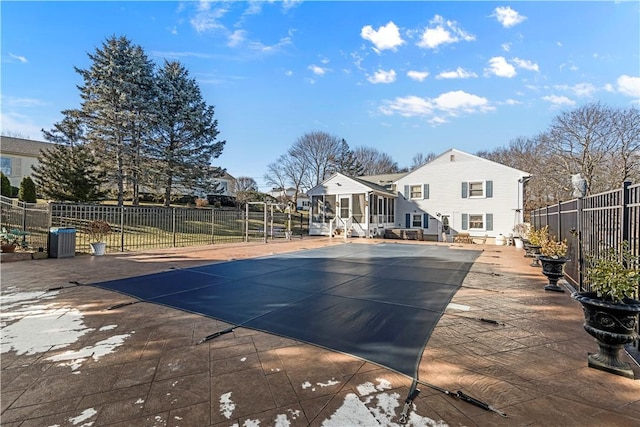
[468,214,485,230]
[468,181,485,198]
[412,214,422,228]
[410,184,422,199]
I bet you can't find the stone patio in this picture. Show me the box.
[1,237,639,426]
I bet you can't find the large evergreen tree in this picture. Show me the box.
[31,144,106,202]
[149,60,225,207]
[1,173,11,197]
[18,177,37,203]
[335,139,364,177]
[75,35,156,206]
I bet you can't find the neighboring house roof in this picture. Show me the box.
[0,136,57,157]
[402,148,530,179]
[357,172,408,188]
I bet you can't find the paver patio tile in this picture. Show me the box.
[143,372,210,415]
[155,343,209,380]
[210,351,261,376]
[209,367,276,424]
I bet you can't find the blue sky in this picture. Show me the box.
[2,1,639,191]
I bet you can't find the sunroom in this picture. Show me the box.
[307,173,397,237]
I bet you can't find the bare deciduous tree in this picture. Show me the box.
[232,176,258,193]
[353,146,400,175]
[289,131,341,188]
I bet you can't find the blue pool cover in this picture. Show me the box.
[92,243,480,379]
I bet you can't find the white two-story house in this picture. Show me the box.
[308,148,530,242]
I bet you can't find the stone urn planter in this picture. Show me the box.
[573,241,640,378]
[572,292,640,378]
[539,256,568,292]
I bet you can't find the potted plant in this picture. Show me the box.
[1,227,29,253]
[539,234,569,292]
[512,223,529,249]
[525,226,547,266]
[86,220,111,256]
[572,241,640,378]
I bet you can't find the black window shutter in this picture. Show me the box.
[461,182,468,198]
[423,213,429,228]
[486,180,493,198]
[423,184,429,199]
[461,213,468,230]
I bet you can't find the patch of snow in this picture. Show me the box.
[274,414,291,427]
[220,392,235,419]
[321,393,379,426]
[376,378,392,391]
[46,334,131,370]
[243,419,260,427]
[287,409,300,419]
[317,378,340,387]
[1,305,92,355]
[135,398,144,405]
[357,382,377,396]
[320,381,449,427]
[301,381,312,389]
[240,357,247,362]
[68,408,97,426]
[174,416,183,420]
[369,391,401,424]
[99,325,117,331]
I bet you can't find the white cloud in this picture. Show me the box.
[436,67,477,79]
[361,21,405,53]
[433,90,492,112]
[512,58,539,72]
[492,6,527,28]
[505,99,522,105]
[285,70,293,77]
[416,15,475,50]
[380,95,433,117]
[228,30,247,47]
[407,70,429,82]
[367,69,396,84]
[190,3,229,33]
[379,90,492,121]
[2,96,46,107]
[0,111,43,139]
[309,64,329,76]
[542,95,576,107]
[485,56,517,78]
[246,36,292,53]
[572,83,597,97]
[617,75,640,98]
[501,43,511,52]
[9,53,28,63]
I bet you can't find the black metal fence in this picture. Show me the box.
[530,182,639,293]
[1,198,309,255]
[531,181,639,352]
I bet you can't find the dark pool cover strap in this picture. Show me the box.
[91,243,480,378]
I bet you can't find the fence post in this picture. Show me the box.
[557,201,562,238]
[211,209,215,245]
[621,181,631,244]
[172,208,177,247]
[120,206,125,252]
[576,197,583,290]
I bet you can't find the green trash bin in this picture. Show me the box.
[49,227,76,258]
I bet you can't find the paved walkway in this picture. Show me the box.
[1,238,639,426]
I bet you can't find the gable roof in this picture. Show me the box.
[401,148,530,180]
[308,172,396,196]
[0,136,58,157]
